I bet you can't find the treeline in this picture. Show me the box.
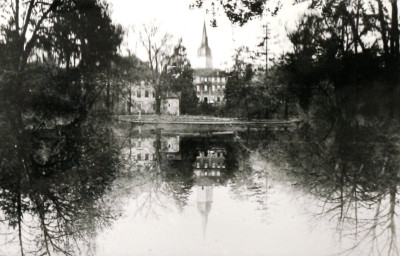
[200,0,400,124]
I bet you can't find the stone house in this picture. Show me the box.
[129,80,156,114]
[160,92,180,116]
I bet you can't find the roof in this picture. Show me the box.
[161,91,180,99]
[194,68,227,77]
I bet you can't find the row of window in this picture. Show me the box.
[136,153,156,161]
[196,84,225,92]
[198,152,225,158]
[134,90,155,98]
[194,76,226,83]
[196,162,225,169]
[195,170,221,177]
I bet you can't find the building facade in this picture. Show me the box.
[160,92,180,116]
[129,81,156,114]
[193,22,227,105]
[194,71,226,104]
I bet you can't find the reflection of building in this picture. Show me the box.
[197,186,213,238]
[122,134,183,168]
[194,148,226,238]
[194,148,226,177]
[161,135,181,160]
[130,81,156,114]
[129,136,157,167]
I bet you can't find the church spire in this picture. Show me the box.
[201,21,208,47]
[197,20,213,69]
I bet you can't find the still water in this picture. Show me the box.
[0,120,399,256]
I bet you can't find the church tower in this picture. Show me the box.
[197,21,213,69]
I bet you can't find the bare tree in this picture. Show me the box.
[139,21,174,113]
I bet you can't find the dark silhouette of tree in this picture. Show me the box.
[190,0,281,26]
[161,40,198,114]
[0,0,123,127]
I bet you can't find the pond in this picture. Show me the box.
[0,120,399,256]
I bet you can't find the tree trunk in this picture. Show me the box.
[377,0,390,60]
[391,0,399,60]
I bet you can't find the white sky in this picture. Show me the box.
[109,0,309,69]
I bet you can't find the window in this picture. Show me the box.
[197,85,200,92]
[205,77,208,82]
[204,85,208,91]
[217,97,220,102]
[197,162,200,168]
[138,141,142,148]
[137,154,142,160]
[145,90,149,98]
[205,163,208,168]
[145,154,149,160]
[152,91,155,98]
[212,85,215,92]
[137,90,141,98]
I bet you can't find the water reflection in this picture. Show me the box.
[1,120,399,255]
[0,118,121,256]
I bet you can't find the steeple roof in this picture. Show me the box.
[198,21,212,59]
[201,21,208,47]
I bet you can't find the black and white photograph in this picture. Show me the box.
[0,0,400,255]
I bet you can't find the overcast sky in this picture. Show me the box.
[109,0,309,69]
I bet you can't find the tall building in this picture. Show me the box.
[197,21,213,69]
[193,22,227,105]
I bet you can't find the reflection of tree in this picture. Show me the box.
[234,123,400,256]
[0,118,121,256]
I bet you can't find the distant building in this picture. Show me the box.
[130,80,156,114]
[193,70,227,104]
[193,22,227,105]
[160,92,180,116]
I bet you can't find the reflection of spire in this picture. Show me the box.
[196,185,213,238]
